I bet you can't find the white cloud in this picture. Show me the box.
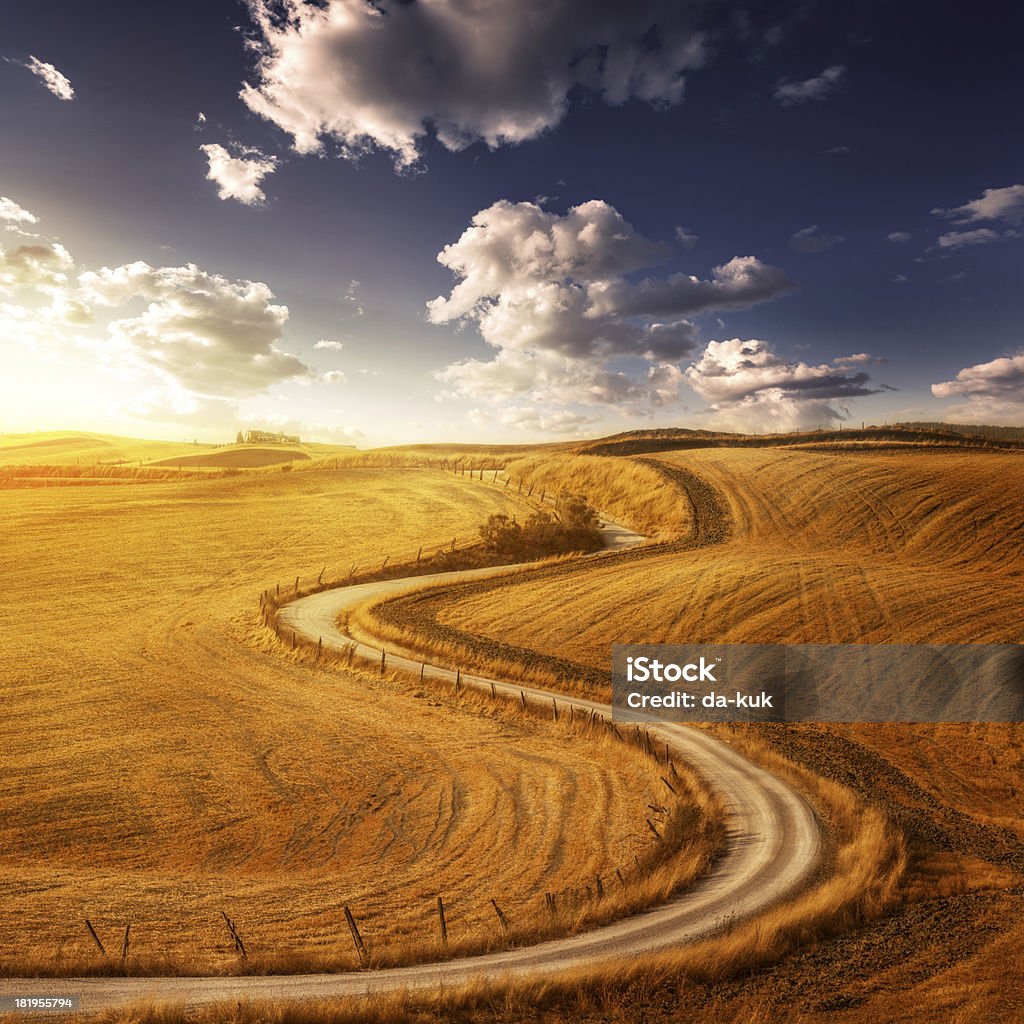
[78,261,310,396]
[675,226,699,250]
[789,225,845,253]
[0,242,73,293]
[428,199,795,413]
[893,274,908,284]
[200,143,278,205]
[25,56,75,100]
[341,278,364,316]
[0,197,39,227]
[314,339,345,351]
[823,145,850,155]
[774,65,845,105]
[931,351,1024,422]
[834,352,886,366]
[436,349,663,406]
[469,406,602,436]
[322,369,347,383]
[116,387,241,429]
[685,338,885,431]
[933,184,1024,227]
[241,0,708,167]
[936,228,1004,249]
[887,231,911,243]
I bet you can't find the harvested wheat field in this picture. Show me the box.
[442,449,1024,655]
[0,431,219,468]
[356,446,1024,1022]
[0,465,689,975]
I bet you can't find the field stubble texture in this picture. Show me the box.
[0,467,684,975]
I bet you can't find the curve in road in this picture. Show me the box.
[0,520,821,1011]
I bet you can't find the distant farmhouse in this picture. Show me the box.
[238,429,300,445]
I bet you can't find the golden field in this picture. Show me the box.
[352,445,1022,1022]
[0,462,700,975]
[3,434,1023,1023]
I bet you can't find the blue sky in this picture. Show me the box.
[1,0,1022,445]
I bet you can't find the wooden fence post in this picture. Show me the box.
[436,896,448,946]
[343,905,366,965]
[84,919,107,957]
[491,898,509,934]
[551,698,558,722]
[380,649,386,674]
[220,911,247,959]
[120,923,131,964]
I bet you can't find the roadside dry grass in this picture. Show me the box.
[0,466,699,977]
[503,452,691,539]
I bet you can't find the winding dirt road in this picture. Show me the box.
[0,521,821,1012]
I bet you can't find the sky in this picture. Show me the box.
[1,0,1022,447]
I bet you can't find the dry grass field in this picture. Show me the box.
[3,435,1023,1022]
[0,431,219,467]
[0,463,697,976]
[354,445,1020,1022]
[440,448,1023,652]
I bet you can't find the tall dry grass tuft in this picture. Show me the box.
[503,453,691,539]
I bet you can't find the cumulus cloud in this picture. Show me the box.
[685,338,886,431]
[469,406,602,436]
[0,242,73,293]
[887,231,911,243]
[0,197,39,228]
[78,262,310,396]
[25,56,75,100]
[789,225,845,253]
[428,199,795,412]
[200,143,278,205]
[322,369,347,383]
[314,339,345,351]
[834,352,886,367]
[774,64,845,105]
[241,0,708,167]
[931,351,1024,422]
[675,226,699,249]
[933,184,1024,227]
[936,228,1004,249]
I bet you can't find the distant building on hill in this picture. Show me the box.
[241,429,301,444]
